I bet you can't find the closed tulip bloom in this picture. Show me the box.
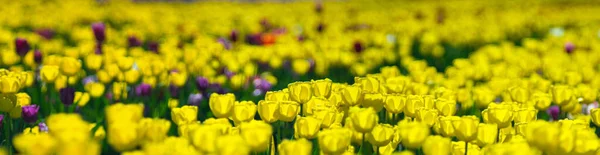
[453,116,479,142]
[341,85,363,106]
[14,133,57,155]
[385,94,406,114]
[328,91,344,107]
[22,105,39,123]
[350,108,378,133]
[105,103,144,124]
[85,82,105,98]
[40,65,60,83]
[552,85,573,106]
[577,85,597,103]
[439,116,460,137]
[124,70,140,84]
[422,135,451,155]
[0,76,20,93]
[572,129,600,155]
[171,105,198,126]
[363,93,385,112]
[231,101,257,123]
[514,107,537,123]
[294,115,322,139]
[60,57,82,76]
[15,38,30,57]
[313,108,337,128]
[209,93,236,118]
[288,82,313,103]
[137,118,171,142]
[239,120,272,152]
[366,124,395,146]
[303,97,331,116]
[85,55,103,71]
[416,108,439,127]
[265,90,289,101]
[591,109,600,126]
[74,92,90,107]
[107,122,140,152]
[436,99,457,116]
[488,104,513,128]
[473,87,494,108]
[356,77,381,93]
[116,57,134,71]
[230,74,247,90]
[312,78,332,98]
[404,95,424,117]
[278,101,300,122]
[318,128,353,155]
[451,141,480,155]
[97,70,112,84]
[189,125,221,153]
[215,135,251,155]
[279,139,312,155]
[257,100,279,123]
[134,83,152,97]
[531,92,552,110]
[170,72,188,87]
[475,123,498,147]
[59,87,75,106]
[508,87,529,103]
[292,59,311,75]
[398,121,430,149]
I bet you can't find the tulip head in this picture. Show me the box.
[487,104,513,128]
[475,123,498,147]
[231,101,257,123]
[288,82,313,103]
[366,124,395,146]
[312,78,332,98]
[209,93,236,118]
[278,139,312,155]
[277,101,300,122]
[171,105,198,126]
[239,120,273,152]
[341,85,363,106]
[318,128,352,155]
[422,135,451,155]
[384,94,406,114]
[40,65,60,83]
[294,115,322,139]
[257,100,279,123]
[453,116,479,142]
[349,107,378,133]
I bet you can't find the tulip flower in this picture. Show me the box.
[127,35,142,47]
[349,107,378,133]
[318,128,352,155]
[85,82,105,98]
[135,83,152,97]
[231,101,257,123]
[363,93,385,112]
[278,139,312,155]
[187,93,203,106]
[514,107,537,123]
[590,108,600,126]
[531,92,552,110]
[384,94,406,114]
[487,104,513,128]
[188,125,220,153]
[341,85,363,106]
[277,101,300,122]
[60,57,82,76]
[475,123,498,146]
[105,103,144,124]
[15,38,30,57]
[171,105,198,126]
[453,116,479,142]
[294,115,321,139]
[59,87,75,106]
[215,135,250,155]
[91,22,106,43]
[288,82,313,104]
[552,85,573,106]
[547,105,560,121]
[435,98,457,116]
[239,120,272,152]
[107,122,140,152]
[257,100,279,123]
[398,121,430,149]
[137,118,171,142]
[40,65,60,83]
[366,124,394,146]
[312,79,332,98]
[13,133,57,155]
[422,136,451,155]
[74,92,90,107]
[22,105,39,123]
[266,90,289,101]
[404,95,424,117]
[208,93,235,118]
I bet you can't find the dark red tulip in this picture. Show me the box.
[91,22,106,43]
[59,87,76,106]
[15,38,30,57]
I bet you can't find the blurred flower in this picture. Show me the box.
[239,120,272,152]
[423,135,451,155]
[366,124,394,146]
[231,101,257,123]
[171,105,198,126]
[187,93,203,106]
[318,128,352,155]
[453,116,479,142]
[22,105,39,123]
[135,83,152,97]
[15,38,30,57]
[279,139,312,155]
[74,92,90,107]
[215,135,250,155]
[195,77,210,91]
[127,36,142,48]
[565,42,575,53]
[398,121,430,149]
[547,105,560,120]
[92,22,106,43]
[60,57,82,76]
[353,40,364,53]
[229,30,239,42]
[59,87,75,106]
[38,122,48,132]
[350,107,378,133]
[294,115,321,139]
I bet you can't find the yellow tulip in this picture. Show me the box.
[257,100,279,123]
[313,108,337,128]
[312,78,332,98]
[288,82,313,103]
[475,123,498,147]
[356,76,381,93]
[170,72,188,87]
[366,124,395,146]
[294,115,322,139]
[60,57,82,76]
[488,104,513,128]
[85,54,103,70]
[85,82,105,98]
[318,128,352,155]
[40,65,60,83]
[112,82,128,100]
[116,57,135,71]
[398,121,430,149]
[363,93,385,112]
[453,116,479,142]
[341,85,363,106]
[189,125,220,153]
[451,141,481,155]
[591,109,600,127]
[209,93,236,118]
[531,92,551,110]
[105,103,144,124]
[231,101,257,123]
[514,107,537,124]
[438,116,460,137]
[137,118,171,142]
[572,129,600,155]
[279,139,312,155]
[171,105,198,126]
[13,133,57,155]
[15,93,30,107]
[168,99,179,109]
[422,135,452,155]
[473,87,495,108]
[230,74,247,90]
[384,94,406,114]
[552,85,573,106]
[107,122,140,152]
[0,76,20,94]
[350,107,378,133]
[380,66,401,79]
[508,87,529,103]
[416,108,439,127]
[239,120,272,152]
[404,95,424,117]
[0,93,17,113]
[277,101,300,122]
[265,90,289,101]
[303,97,332,116]
[436,99,457,116]
[74,92,90,107]
[292,59,311,75]
[215,135,251,155]
[124,69,140,85]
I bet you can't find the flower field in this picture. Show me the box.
[2,0,600,154]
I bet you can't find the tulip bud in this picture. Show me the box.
[366,124,395,146]
[508,86,529,103]
[40,65,60,83]
[257,100,279,123]
[363,93,385,112]
[91,22,106,43]
[189,125,220,153]
[475,123,498,147]
[473,87,494,108]
[356,76,381,93]
[97,70,112,84]
[312,79,332,98]
[453,116,479,142]
[552,85,573,106]
[451,141,481,155]
[416,108,439,127]
[404,95,424,117]
[278,139,312,155]
[341,85,363,106]
[195,77,210,91]
[487,104,513,128]
[60,57,82,76]
[0,76,21,94]
[239,120,272,152]
[124,70,140,85]
[384,94,406,114]
[349,108,378,133]
[231,101,257,123]
[292,59,311,75]
[398,121,430,149]
[265,90,290,101]
[59,87,75,106]
[137,118,171,142]
[105,103,144,125]
[288,82,313,103]
[74,92,90,107]
[532,92,552,110]
[318,128,352,155]
[85,82,105,98]
[15,38,30,57]
[134,83,152,97]
[422,135,451,155]
[591,108,600,127]
[438,116,460,137]
[435,99,457,116]
[107,122,139,152]
[294,115,321,139]
[22,105,39,124]
[171,105,198,126]
[209,93,236,118]
[277,101,300,122]
[514,107,537,124]
[385,76,409,93]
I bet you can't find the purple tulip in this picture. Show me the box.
[210,84,227,94]
[565,42,575,54]
[22,105,39,123]
[15,38,30,57]
[316,23,325,33]
[253,78,272,92]
[169,84,179,97]
[229,30,239,42]
[246,33,263,45]
[218,38,232,50]
[38,122,48,132]
[298,35,306,42]
[547,105,560,121]
[187,93,203,106]
[195,77,210,91]
[59,87,76,105]
[34,50,43,64]
[36,29,54,40]
[82,76,97,86]
[135,83,152,97]
[148,41,159,53]
[0,114,4,128]
[353,40,364,53]
[128,35,142,48]
[223,68,235,79]
[253,89,264,97]
[91,22,106,43]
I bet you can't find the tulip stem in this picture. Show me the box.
[497,128,500,143]
[464,141,468,155]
